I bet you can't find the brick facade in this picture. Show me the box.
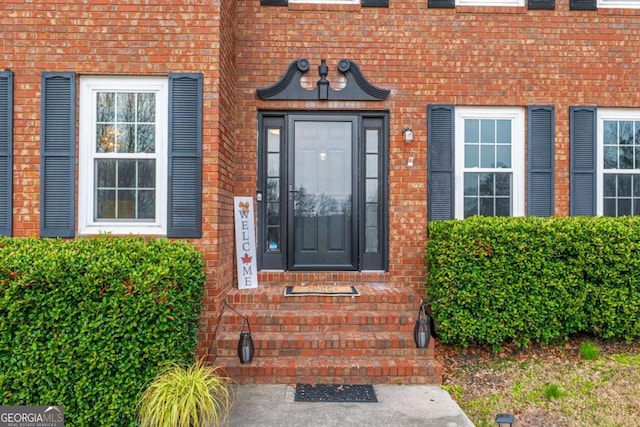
[3,0,640,364]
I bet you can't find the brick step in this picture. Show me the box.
[215,330,435,358]
[221,309,416,332]
[214,355,442,385]
[225,285,424,312]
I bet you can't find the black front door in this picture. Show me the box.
[257,112,388,272]
[288,118,357,270]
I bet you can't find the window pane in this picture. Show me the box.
[266,178,279,202]
[634,175,640,197]
[464,197,478,218]
[618,174,632,196]
[97,124,116,153]
[464,119,479,143]
[479,197,494,216]
[479,173,494,196]
[267,128,280,152]
[618,199,632,216]
[365,227,379,253]
[96,159,116,187]
[480,145,495,168]
[620,121,633,145]
[366,204,378,227]
[495,198,510,216]
[117,124,135,153]
[137,93,155,122]
[138,124,155,153]
[138,160,156,188]
[366,129,379,153]
[496,145,511,168]
[603,121,618,145]
[116,93,135,122]
[480,120,495,144]
[603,198,616,216]
[496,120,511,144]
[267,153,280,177]
[267,227,280,252]
[96,190,116,219]
[620,147,633,169]
[367,154,378,178]
[604,146,618,169]
[97,92,115,122]
[495,173,511,196]
[603,174,616,197]
[118,190,136,218]
[464,145,479,168]
[267,202,279,226]
[464,173,478,196]
[117,160,136,188]
[635,199,640,216]
[366,179,378,203]
[138,190,155,219]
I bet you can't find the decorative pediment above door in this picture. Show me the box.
[256,58,390,101]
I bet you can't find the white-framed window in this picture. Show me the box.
[79,76,168,235]
[597,109,640,216]
[455,107,525,219]
[456,0,525,6]
[598,0,640,8]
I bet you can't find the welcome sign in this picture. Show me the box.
[234,196,259,289]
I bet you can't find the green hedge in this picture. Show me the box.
[426,216,640,348]
[0,237,206,426]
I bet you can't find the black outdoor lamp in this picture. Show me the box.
[413,300,432,349]
[495,413,515,427]
[237,317,255,364]
[219,301,254,364]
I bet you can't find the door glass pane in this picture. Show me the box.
[366,130,379,153]
[292,121,352,267]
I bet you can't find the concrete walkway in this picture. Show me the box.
[229,384,475,427]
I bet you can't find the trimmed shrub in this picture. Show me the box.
[0,237,206,426]
[426,216,640,348]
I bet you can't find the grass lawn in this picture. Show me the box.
[438,337,640,427]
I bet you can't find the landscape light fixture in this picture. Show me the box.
[495,413,515,427]
[223,301,255,364]
[402,125,414,142]
[413,299,432,349]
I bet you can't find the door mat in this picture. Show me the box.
[294,384,377,402]
[284,285,360,296]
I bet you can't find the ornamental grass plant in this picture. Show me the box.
[137,359,233,427]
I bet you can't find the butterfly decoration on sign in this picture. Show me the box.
[238,201,250,214]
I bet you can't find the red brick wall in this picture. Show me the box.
[235,0,640,288]
[2,0,235,355]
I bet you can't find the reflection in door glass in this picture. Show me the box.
[267,128,281,252]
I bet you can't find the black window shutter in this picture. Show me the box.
[528,0,555,9]
[570,0,596,9]
[261,0,287,5]
[362,0,389,6]
[0,71,13,236]
[40,72,76,238]
[527,106,555,217]
[428,105,455,221]
[168,73,203,238]
[570,106,597,216]
[429,0,455,8]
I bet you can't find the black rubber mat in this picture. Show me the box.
[294,383,377,402]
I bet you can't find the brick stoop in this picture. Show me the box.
[212,284,442,385]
